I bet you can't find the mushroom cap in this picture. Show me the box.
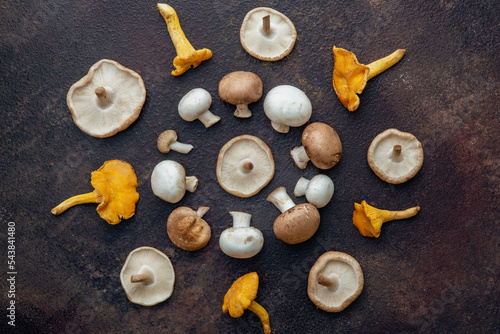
[263,85,312,128]
[218,71,263,105]
[367,128,424,184]
[91,160,139,225]
[240,7,297,61]
[178,88,212,121]
[219,227,264,259]
[273,203,320,244]
[305,175,335,209]
[308,251,364,312]
[223,272,259,317]
[167,207,211,251]
[216,135,275,198]
[302,122,342,169]
[67,59,146,138]
[151,160,187,203]
[157,130,177,153]
[120,246,175,306]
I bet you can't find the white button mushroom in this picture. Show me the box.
[219,211,264,259]
[178,88,220,128]
[151,160,198,203]
[294,175,334,209]
[263,85,312,133]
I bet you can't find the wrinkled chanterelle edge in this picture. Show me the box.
[367,128,424,184]
[120,246,175,306]
[67,59,146,138]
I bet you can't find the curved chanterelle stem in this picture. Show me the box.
[157,4,212,76]
[223,272,271,334]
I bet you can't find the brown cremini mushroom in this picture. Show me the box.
[157,130,193,154]
[367,129,423,184]
[167,206,211,251]
[67,59,146,138]
[218,71,263,118]
[217,135,275,198]
[240,7,297,61]
[291,122,342,169]
[308,251,364,312]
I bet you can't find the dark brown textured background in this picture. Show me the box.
[1,1,498,333]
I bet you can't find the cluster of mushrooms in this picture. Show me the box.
[50,3,426,333]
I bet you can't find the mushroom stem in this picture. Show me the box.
[248,301,271,334]
[230,211,252,228]
[130,265,155,286]
[267,187,295,213]
[169,141,194,154]
[262,15,271,35]
[293,177,310,197]
[95,87,106,98]
[197,110,221,128]
[317,273,340,292]
[290,146,310,169]
[391,144,402,160]
[234,104,252,118]
[386,206,420,222]
[367,49,406,80]
[185,176,199,193]
[51,191,102,215]
[94,86,115,108]
[270,121,290,134]
[238,159,255,174]
[196,206,210,218]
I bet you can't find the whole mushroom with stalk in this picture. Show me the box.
[157,3,212,76]
[218,71,263,118]
[151,160,198,203]
[219,211,264,259]
[157,130,193,154]
[267,187,320,244]
[332,46,406,111]
[178,88,220,128]
[308,251,364,312]
[263,85,312,133]
[51,160,139,225]
[120,246,175,306]
[217,135,275,198]
[67,59,146,138]
[367,128,424,184]
[240,7,297,61]
[294,174,334,209]
[167,206,211,251]
[291,122,342,169]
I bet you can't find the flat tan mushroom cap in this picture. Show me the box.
[217,135,275,198]
[303,122,342,169]
[67,59,146,138]
[308,251,364,312]
[367,129,424,184]
[240,7,297,61]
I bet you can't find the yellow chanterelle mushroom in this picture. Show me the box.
[157,3,212,76]
[51,160,139,225]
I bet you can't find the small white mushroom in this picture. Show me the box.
[263,85,312,133]
[294,175,334,208]
[219,211,264,259]
[151,160,198,203]
[157,130,193,154]
[178,88,220,128]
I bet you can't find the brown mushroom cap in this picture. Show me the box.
[308,251,364,312]
[167,207,211,251]
[157,130,177,153]
[273,203,320,244]
[303,122,342,169]
[219,71,263,106]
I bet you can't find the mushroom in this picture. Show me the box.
[51,160,139,225]
[353,200,420,238]
[151,160,198,203]
[167,206,211,251]
[367,128,424,184]
[157,4,212,76]
[308,251,364,312]
[267,187,320,244]
[216,135,275,198]
[218,71,263,118]
[240,7,297,61]
[120,246,175,306]
[263,85,312,133]
[219,211,264,259]
[67,59,146,138]
[223,272,271,334]
[157,130,193,154]
[294,175,334,209]
[290,122,342,169]
[332,46,406,111]
[178,88,220,128]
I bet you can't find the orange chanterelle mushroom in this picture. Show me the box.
[51,160,139,225]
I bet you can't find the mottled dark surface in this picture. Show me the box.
[0,0,499,333]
